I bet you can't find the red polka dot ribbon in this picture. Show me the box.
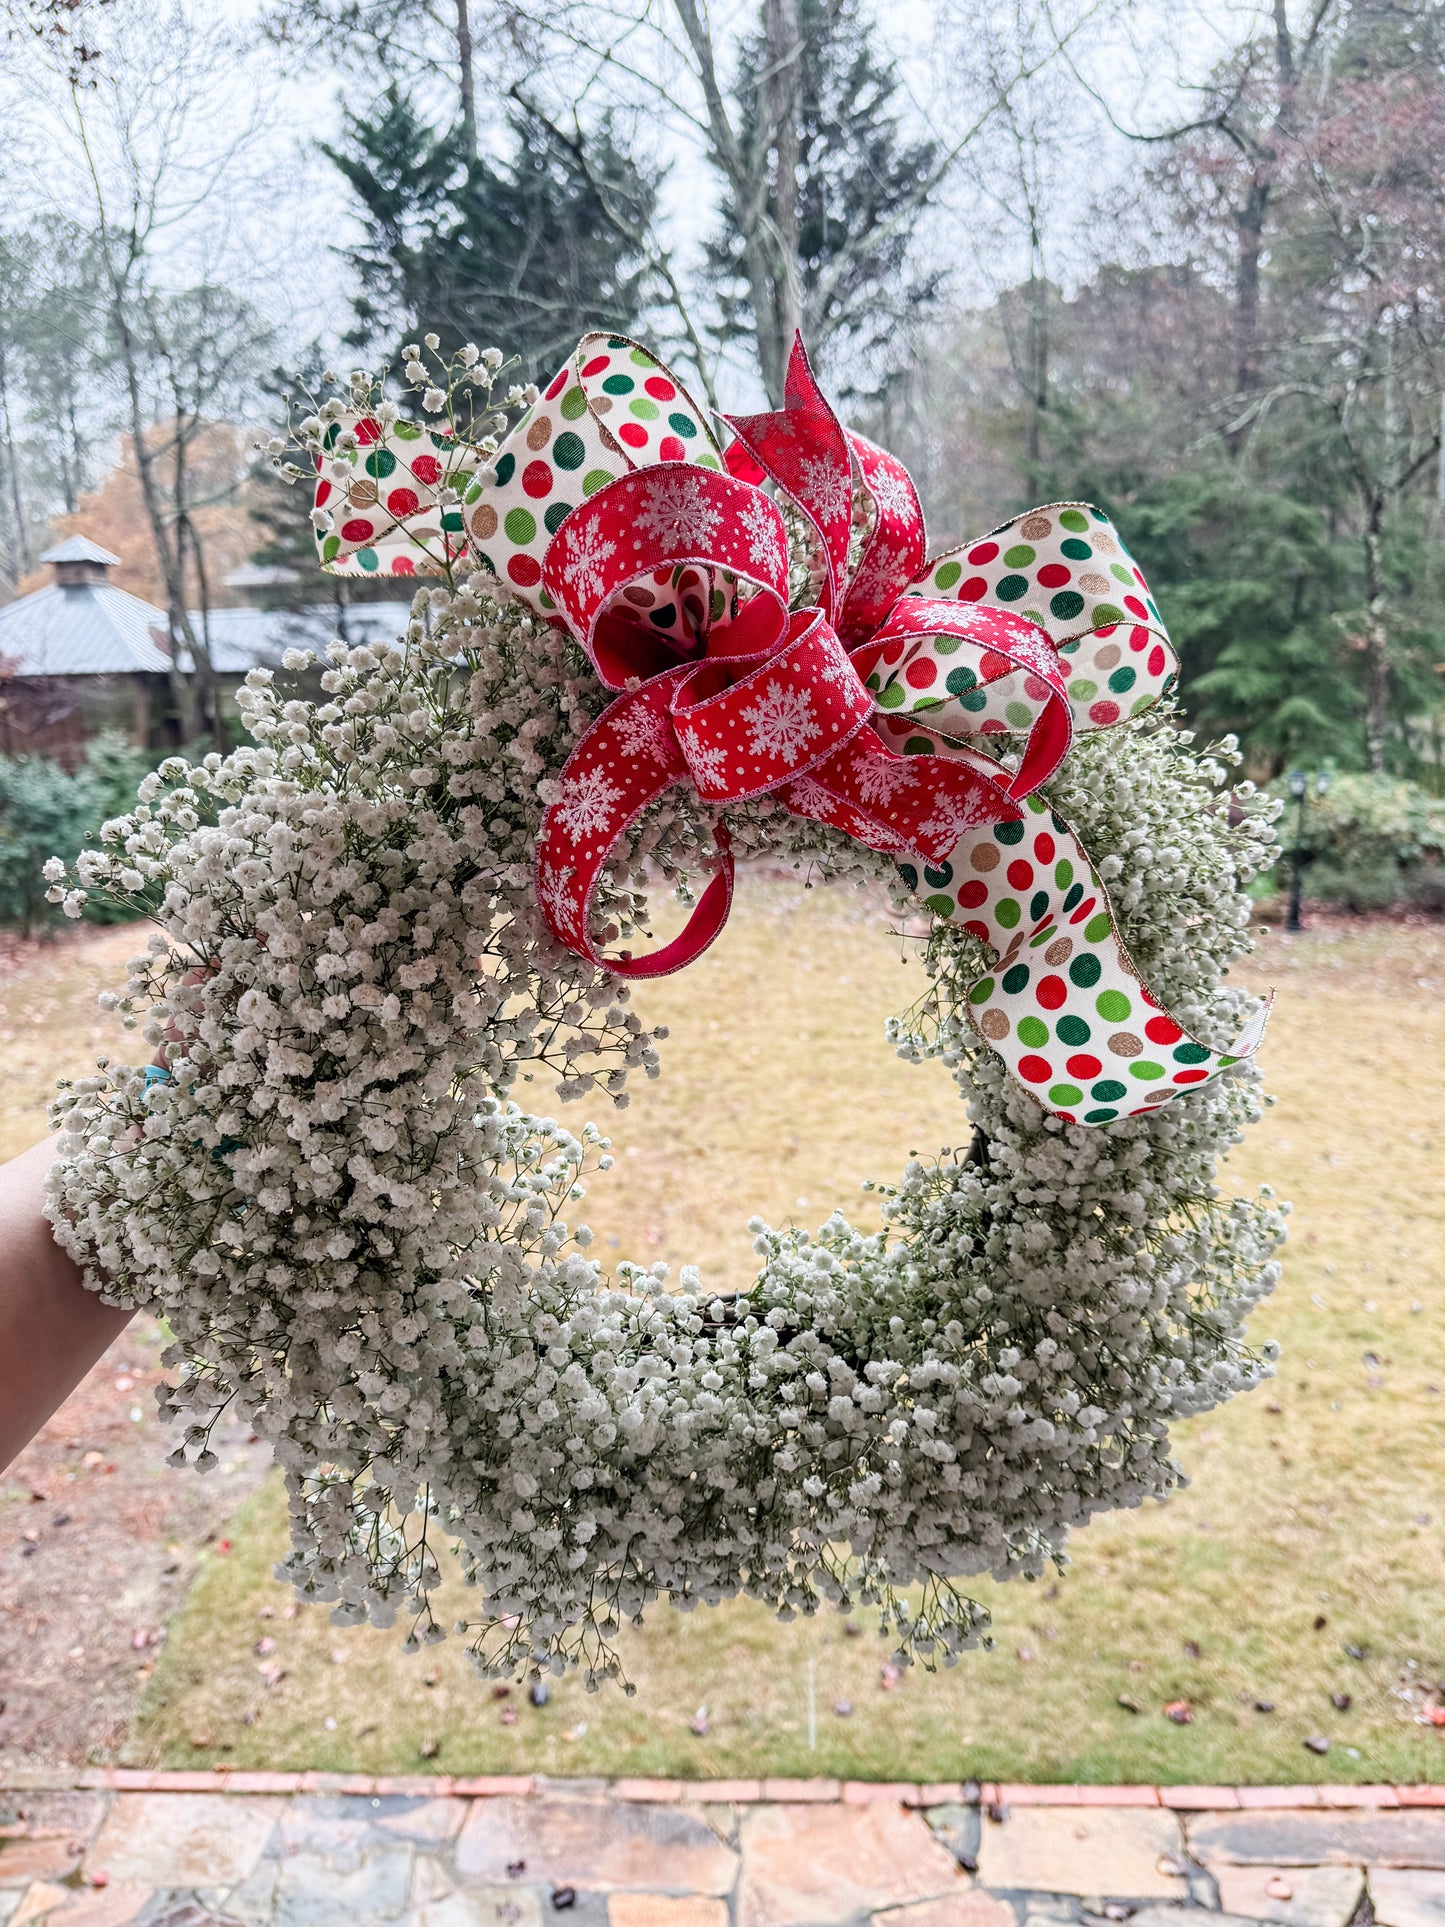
[315,331,1268,1124]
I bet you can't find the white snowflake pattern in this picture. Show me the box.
[917,791,991,851]
[741,679,823,767]
[610,701,675,764]
[849,539,907,608]
[781,773,838,819]
[739,492,785,578]
[797,454,852,525]
[866,463,917,525]
[853,752,920,808]
[677,727,730,790]
[634,471,723,552]
[554,765,624,844]
[536,860,579,933]
[560,521,617,603]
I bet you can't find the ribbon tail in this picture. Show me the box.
[907,791,1267,1124]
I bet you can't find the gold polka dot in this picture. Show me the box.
[527,415,553,451]
[348,479,377,507]
[1045,936,1073,966]
[1094,643,1121,670]
[469,502,497,539]
[980,1008,1010,1040]
[623,585,655,607]
[971,843,1000,873]
[1019,513,1053,540]
[1093,529,1118,554]
[1108,1030,1142,1058]
[592,396,613,414]
[1078,572,1110,595]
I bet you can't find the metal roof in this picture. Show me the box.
[0,582,174,675]
[38,535,123,566]
[194,602,412,673]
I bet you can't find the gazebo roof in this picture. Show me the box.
[38,535,124,567]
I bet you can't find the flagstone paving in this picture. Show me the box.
[4,1779,1445,1927]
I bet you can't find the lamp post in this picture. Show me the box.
[1285,768,1331,934]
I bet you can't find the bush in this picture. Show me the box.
[0,732,162,934]
[1271,771,1445,912]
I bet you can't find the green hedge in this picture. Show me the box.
[0,732,161,934]
[1270,771,1445,912]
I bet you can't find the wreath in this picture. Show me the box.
[44,332,1285,1687]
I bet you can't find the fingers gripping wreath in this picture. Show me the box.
[42,330,1285,1686]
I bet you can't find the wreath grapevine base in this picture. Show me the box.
[43,337,1287,1687]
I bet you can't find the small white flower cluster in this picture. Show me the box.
[42,482,1285,1689]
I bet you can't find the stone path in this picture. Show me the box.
[3,1778,1445,1927]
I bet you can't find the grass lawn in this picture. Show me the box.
[6,892,1443,1783]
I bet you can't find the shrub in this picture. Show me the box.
[0,732,162,934]
[1271,771,1445,912]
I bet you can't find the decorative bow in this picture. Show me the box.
[316,331,1266,1125]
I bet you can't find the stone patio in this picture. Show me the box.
[2,1777,1444,1927]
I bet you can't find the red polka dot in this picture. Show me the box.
[392,555,415,575]
[1036,975,1067,1009]
[546,367,569,400]
[1145,1016,1183,1045]
[1006,859,1033,890]
[1173,1068,1210,1084]
[1067,1053,1102,1080]
[967,541,999,565]
[1033,832,1055,864]
[1148,645,1167,677]
[618,422,648,448]
[411,454,443,485]
[1130,625,1151,651]
[652,568,673,586]
[682,594,706,625]
[507,554,542,586]
[958,575,988,601]
[1024,675,1052,701]
[354,416,381,445]
[1068,895,1098,924]
[1055,1111,1078,1124]
[905,658,937,688]
[340,518,374,542]
[581,355,610,377]
[1037,563,1070,588]
[315,480,332,506]
[659,436,686,461]
[1124,595,1148,619]
[645,375,676,400]
[1142,987,1162,1009]
[1089,699,1121,725]
[1018,1055,1052,1084]
[963,919,991,942]
[522,460,553,498]
[883,639,906,663]
[958,880,988,909]
[980,649,1013,681]
[385,486,419,516]
[981,718,1006,734]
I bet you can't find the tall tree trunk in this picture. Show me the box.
[760,0,802,403]
[0,350,33,582]
[1361,496,1391,773]
[456,0,477,159]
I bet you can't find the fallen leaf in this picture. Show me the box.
[82,1451,103,1468]
[1163,1700,1193,1725]
[505,1859,526,1879]
[419,1737,440,1759]
[499,1709,518,1727]
[493,1684,512,1699]
[254,1638,276,1657]
[1254,1701,1276,1714]
[1016,1646,1035,1664]
[689,1705,710,1736]
[1331,1692,1352,1712]
[551,1888,577,1911]
[1344,1643,1366,1660]
[1418,1707,1445,1727]
[1303,1735,1330,1755]
[1116,1695,1142,1714]
[529,1682,550,1708]
[832,1698,854,1717]
[1313,1613,1327,1630]
[880,1662,903,1691]
[561,1723,587,1742]
[1183,1640,1202,1659]
[842,1620,863,1638]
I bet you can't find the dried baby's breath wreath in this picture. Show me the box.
[43,563,1285,1689]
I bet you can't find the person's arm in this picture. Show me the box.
[0,1135,133,1473]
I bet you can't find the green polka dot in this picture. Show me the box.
[1029,889,1049,921]
[1129,1060,1166,1081]
[356,547,378,572]
[877,683,906,709]
[392,420,421,441]
[1018,1016,1049,1047]
[1005,700,1034,729]
[629,346,653,365]
[582,468,612,496]
[504,506,536,544]
[441,509,463,532]
[1003,544,1036,568]
[602,373,634,394]
[945,666,979,696]
[1092,603,1125,625]
[1050,591,1085,621]
[1108,666,1137,693]
[1174,1042,1211,1064]
[1110,562,1133,584]
[543,501,572,533]
[321,534,340,562]
[903,735,934,754]
[969,978,995,1006]
[364,447,396,478]
[1058,508,1089,532]
[995,820,1025,845]
[1084,912,1113,943]
[1054,858,1074,889]
[925,894,955,918]
[1084,1107,1119,1123]
[1001,963,1030,994]
[1056,1014,1091,1046]
[1059,538,1092,561]
[560,385,588,420]
[935,560,962,590]
[607,335,628,347]
[537,586,554,609]
[995,574,1028,601]
[697,452,721,469]
[1070,679,1098,701]
[1091,1079,1127,1102]
[932,634,961,655]
[494,452,515,485]
[1049,1083,1083,1107]
[629,397,660,419]
[1096,989,1132,1021]
[1028,922,1057,947]
[1130,693,1156,716]
[1069,954,1102,988]
[553,432,586,470]
[667,412,698,438]
[996,898,1021,929]
[960,689,988,710]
